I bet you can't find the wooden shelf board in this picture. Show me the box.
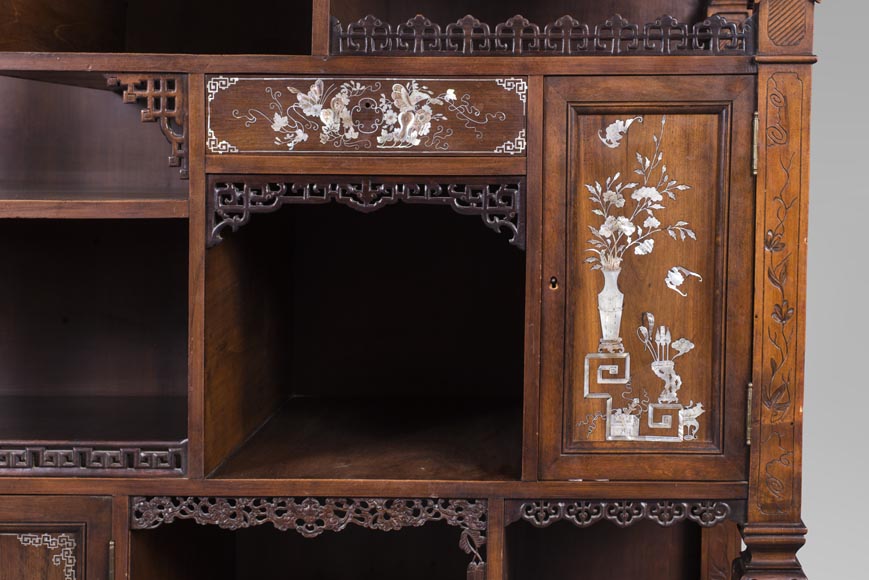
[0,190,188,219]
[212,397,523,482]
[0,477,750,498]
[0,53,758,76]
[0,395,187,443]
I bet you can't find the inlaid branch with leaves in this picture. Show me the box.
[585,116,696,272]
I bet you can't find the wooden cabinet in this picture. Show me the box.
[0,1,818,579]
[0,497,112,580]
[540,75,756,481]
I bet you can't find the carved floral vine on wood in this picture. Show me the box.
[232,79,509,152]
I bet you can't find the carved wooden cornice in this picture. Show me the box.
[332,13,756,56]
[107,74,189,179]
[207,176,526,249]
[131,497,487,580]
[511,500,740,528]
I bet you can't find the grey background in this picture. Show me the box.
[803,0,869,576]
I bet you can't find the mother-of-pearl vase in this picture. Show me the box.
[597,267,625,353]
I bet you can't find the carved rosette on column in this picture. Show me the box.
[131,497,488,580]
[107,75,189,179]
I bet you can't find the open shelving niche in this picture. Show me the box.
[0,219,189,474]
[203,183,527,481]
[0,73,188,219]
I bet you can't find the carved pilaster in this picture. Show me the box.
[751,65,811,525]
[756,0,818,55]
[131,497,487,580]
[743,9,817,580]
[107,75,189,179]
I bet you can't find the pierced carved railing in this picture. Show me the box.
[332,13,756,56]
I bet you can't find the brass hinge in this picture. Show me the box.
[746,382,754,446]
[752,111,759,176]
[109,540,116,580]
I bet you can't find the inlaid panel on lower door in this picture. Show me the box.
[0,496,112,580]
[541,75,755,481]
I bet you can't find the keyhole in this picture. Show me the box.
[549,276,559,290]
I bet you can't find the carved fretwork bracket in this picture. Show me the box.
[131,497,487,579]
[510,500,740,528]
[207,176,526,250]
[107,75,189,179]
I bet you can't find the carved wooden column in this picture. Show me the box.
[740,1,817,578]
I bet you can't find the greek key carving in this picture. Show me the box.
[0,444,185,474]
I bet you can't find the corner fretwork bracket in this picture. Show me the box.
[206,176,526,250]
[107,74,189,179]
[131,497,487,580]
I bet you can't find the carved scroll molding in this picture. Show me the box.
[0,443,185,475]
[107,75,189,179]
[751,66,809,524]
[513,500,737,528]
[131,497,487,579]
[207,176,525,249]
[332,13,755,56]
[16,533,78,580]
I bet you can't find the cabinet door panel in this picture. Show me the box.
[541,76,755,481]
[0,496,112,580]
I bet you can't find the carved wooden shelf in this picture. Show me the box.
[0,190,188,219]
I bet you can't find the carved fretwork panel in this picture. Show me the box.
[750,65,811,524]
[509,500,739,529]
[0,443,185,475]
[332,13,756,56]
[207,176,525,249]
[131,497,487,580]
[107,75,189,179]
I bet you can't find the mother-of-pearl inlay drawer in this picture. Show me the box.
[206,76,527,155]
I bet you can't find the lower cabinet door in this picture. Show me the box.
[0,496,112,580]
[540,75,755,481]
